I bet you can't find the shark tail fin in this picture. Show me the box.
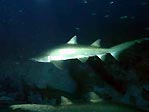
[108,38,148,60]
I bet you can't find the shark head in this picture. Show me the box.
[31,55,51,63]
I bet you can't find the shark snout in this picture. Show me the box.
[30,56,51,63]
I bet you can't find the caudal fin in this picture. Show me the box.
[108,38,148,60]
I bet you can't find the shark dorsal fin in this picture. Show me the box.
[60,96,73,105]
[91,39,101,47]
[87,92,103,103]
[67,35,77,44]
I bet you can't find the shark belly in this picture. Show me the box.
[50,47,105,61]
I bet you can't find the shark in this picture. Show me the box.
[31,36,148,69]
[10,92,146,112]
[10,103,146,112]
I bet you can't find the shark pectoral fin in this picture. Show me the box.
[91,39,101,47]
[67,35,77,44]
[52,61,64,69]
[78,57,88,63]
[60,96,73,105]
[97,54,106,61]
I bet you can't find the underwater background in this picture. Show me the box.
[0,0,149,112]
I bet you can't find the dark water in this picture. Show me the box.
[0,0,148,60]
[0,0,149,112]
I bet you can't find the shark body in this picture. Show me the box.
[32,36,147,68]
[10,92,147,112]
[10,101,146,112]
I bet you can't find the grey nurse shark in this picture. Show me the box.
[10,92,147,112]
[10,102,146,112]
[31,36,148,69]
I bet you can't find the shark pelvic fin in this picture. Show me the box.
[78,57,88,63]
[52,61,63,69]
[60,96,73,105]
[97,54,106,61]
[91,39,101,47]
[67,35,77,44]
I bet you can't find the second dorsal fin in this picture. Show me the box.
[91,39,101,47]
[60,96,73,105]
[86,92,103,103]
[67,35,77,44]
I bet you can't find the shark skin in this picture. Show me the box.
[31,36,148,69]
[10,101,146,112]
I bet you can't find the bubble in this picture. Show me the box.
[120,16,128,19]
[83,0,88,4]
[104,14,110,18]
[91,12,97,16]
[109,1,114,5]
